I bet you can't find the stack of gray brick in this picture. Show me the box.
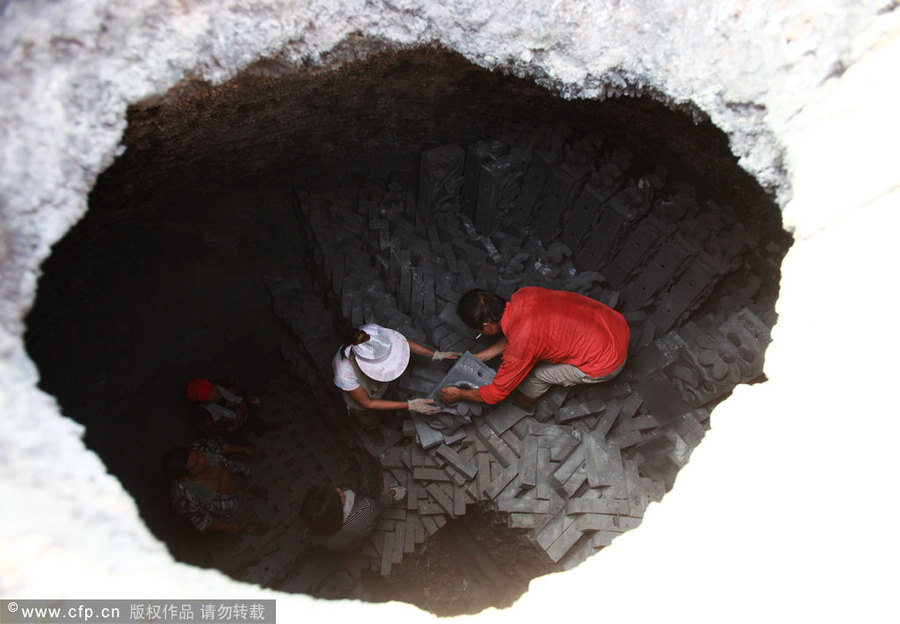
[265,121,783,580]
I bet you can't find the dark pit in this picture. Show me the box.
[24,43,792,616]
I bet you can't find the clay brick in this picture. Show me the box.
[550,444,585,489]
[413,468,453,482]
[559,464,587,498]
[487,402,529,435]
[556,398,608,423]
[454,484,467,516]
[484,464,519,500]
[544,520,588,564]
[424,483,456,515]
[535,511,575,552]
[500,429,523,455]
[517,435,539,489]
[565,497,631,516]
[380,532,393,576]
[435,443,478,481]
[536,447,552,500]
[497,497,551,514]
[404,515,421,553]
[407,478,419,512]
[508,513,550,530]
[582,432,613,488]
[420,514,440,535]
[476,452,491,497]
[475,421,517,468]
[417,501,445,516]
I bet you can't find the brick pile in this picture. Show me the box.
[264,122,783,574]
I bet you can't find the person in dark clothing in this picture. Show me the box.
[301,484,406,551]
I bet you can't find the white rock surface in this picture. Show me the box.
[1,0,898,621]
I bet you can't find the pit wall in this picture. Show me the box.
[1,1,898,621]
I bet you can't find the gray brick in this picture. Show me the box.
[565,497,631,516]
[413,468,452,482]
[544,520,588,564]
[549,443,585,489]
[535,511,575,553]
[487,402,529,435]
[436,443,478,481]
[556,398,608,423]
[497,497,551,514]
[391,521,406,564]
[475,421,518,468]
[508,513,550,530]
[453,484,467,516]
[425,483,456,515]
[380,532,393,576]
[484,464,519,500]
[517,435,539,489]
[476,452,492,498]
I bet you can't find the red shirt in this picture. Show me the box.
[478,287,630,404]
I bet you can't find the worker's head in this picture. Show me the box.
[457,289,506,335]
[341,323,410,382]
[301,486,344,535]
[185,378,213,402]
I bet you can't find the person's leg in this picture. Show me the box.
[517,362,589,400]
[517,359,627,399]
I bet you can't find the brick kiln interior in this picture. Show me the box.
[23,45,792,615]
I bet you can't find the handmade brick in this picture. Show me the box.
[544,520,588,564]
[535,511,575,552]
[425,483,456,515]
[508,513,550,530]
[550,444,585,489]
[420,514,440,535]
[475,421,518,468]
[484,464,519,500]
[487,403,529,435]
[454,484,467,516]
[417,500,446,516]
[380,532,393,576]
[413,468,452,482]
[556,398,608,423]
[517,435,539,489]
[565,497,631,516]
[476,452,491,497]
[435,443,478,480]
[582,432,613,488]
[497,497,551,514]
[391,521,406,565]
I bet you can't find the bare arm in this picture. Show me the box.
[475,336,507,362]
[440,386,485,404]
[408,339,436,358]
[347,387,414,411]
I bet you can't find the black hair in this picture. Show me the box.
[300,486,344,535]
[457,289,507,330]
[338,325,370,360]
[162,447,190,480]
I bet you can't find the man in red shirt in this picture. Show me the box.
[440,287,630,408]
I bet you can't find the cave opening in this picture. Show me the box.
[23,44,791,616]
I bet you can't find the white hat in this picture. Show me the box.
[349,324,410,382]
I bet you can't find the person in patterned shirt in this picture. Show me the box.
[300,484,407,551]
[163,437,256,533]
